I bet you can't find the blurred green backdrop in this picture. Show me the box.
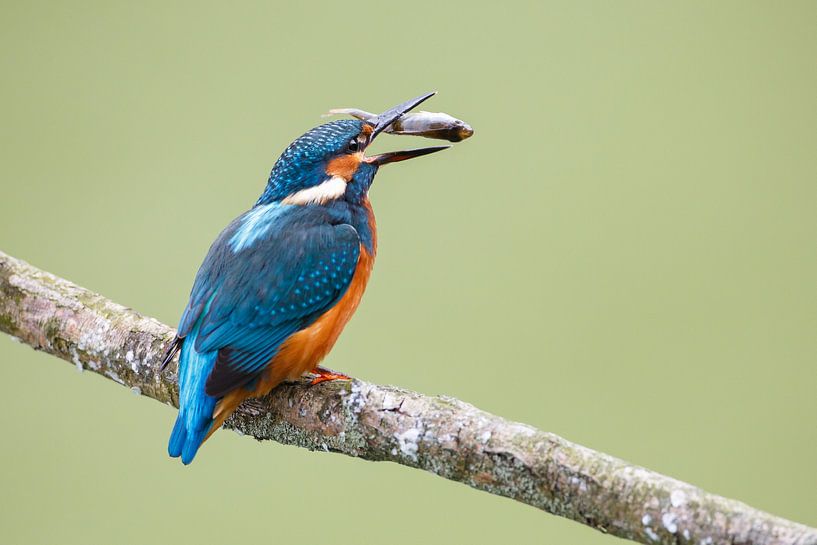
[1,1,815,544]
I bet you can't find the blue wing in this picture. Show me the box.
[175,203,360,398]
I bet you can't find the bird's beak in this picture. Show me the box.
[365,91,450,166]
[365,145,450,166]
[370,91,436,138]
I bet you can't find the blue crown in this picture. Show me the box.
[258,120,364,205]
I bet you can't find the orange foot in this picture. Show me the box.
[309,365,352,386]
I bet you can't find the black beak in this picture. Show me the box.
[365,145,450,166]
[365,91,450,166]
[370,91,437,139]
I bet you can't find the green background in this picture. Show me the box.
[1,1,815,543]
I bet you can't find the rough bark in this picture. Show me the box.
[0,249,814,545]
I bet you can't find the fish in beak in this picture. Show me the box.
[363,92,451,166]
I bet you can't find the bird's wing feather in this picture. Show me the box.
[175,204,361,398]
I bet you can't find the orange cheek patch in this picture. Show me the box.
[326,152,363,180]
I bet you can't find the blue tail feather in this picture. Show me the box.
[168,328,218,464]
[167,415,187,457]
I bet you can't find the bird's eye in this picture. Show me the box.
[347,139,360,153]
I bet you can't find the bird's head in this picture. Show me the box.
[257,92,447,206]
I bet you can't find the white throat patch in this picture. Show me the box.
[282,175,347,206]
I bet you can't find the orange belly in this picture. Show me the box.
[210,243,375,432]
[258,244,374,387]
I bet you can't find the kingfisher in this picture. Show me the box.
[162,92,448,464]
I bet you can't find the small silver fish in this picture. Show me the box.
[326,108,474,143]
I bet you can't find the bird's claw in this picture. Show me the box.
[309,366,352,385]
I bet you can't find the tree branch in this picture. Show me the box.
[0,249,814,545]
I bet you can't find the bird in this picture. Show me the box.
[162,92,449,464]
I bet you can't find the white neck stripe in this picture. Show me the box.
[281,176,347,206]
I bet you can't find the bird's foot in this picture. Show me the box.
[309,365,352,386]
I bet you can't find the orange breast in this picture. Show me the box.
[262,244,374,385]
[262,198,376,389]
